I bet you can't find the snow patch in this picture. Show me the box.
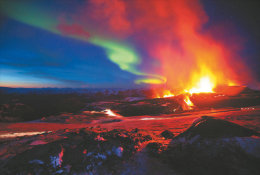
[29,159,44,165]
[235,137,260,157]
[94,153,107,160]
[113,147,123,157]
[50,147,64,168]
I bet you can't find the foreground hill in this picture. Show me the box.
[0,117,259,175]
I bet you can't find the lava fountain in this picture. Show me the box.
[185,76,215,94]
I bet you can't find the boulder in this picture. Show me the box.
[161,116,260,175]
[176,116,259,139]
[160,130,174,139]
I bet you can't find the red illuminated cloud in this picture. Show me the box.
[57,0,256,89]
[57,22,90,39]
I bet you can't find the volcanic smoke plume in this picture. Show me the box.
[1,0,256,89]
[56,0,254,90]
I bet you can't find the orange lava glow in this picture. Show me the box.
[184,95,194,107]
[154,90,175,98]
[185,76,215,94]
[162,90,175,98]
[67,0,255,91]
[145,0,254,92]
[104,109,122,118]
[143,0,256,101]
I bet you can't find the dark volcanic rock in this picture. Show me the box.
[160,130,174,139]
[146,142,163,156]
[0,128,155,175]
[177,116,259,139]
[1,117,259,175]
[161,116,260,175]
[0,141,65,174]
[131,128,139,133]
[111,98,181,116]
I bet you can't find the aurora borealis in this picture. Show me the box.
[0,0,260,89]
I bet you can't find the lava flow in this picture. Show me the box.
[157,74,216,110]
[185,76,215,94]
[162,90,175,98]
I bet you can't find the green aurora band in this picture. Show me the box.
[0,1,166,85]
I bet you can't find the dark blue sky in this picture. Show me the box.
[0,0,259,88]
[202,0,260,83]
[0,16,138,88]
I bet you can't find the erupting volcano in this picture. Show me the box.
[186,76,215,94]
[1,0,257,89]
[1,0,260,174]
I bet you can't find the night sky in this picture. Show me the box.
[0,0,259,89]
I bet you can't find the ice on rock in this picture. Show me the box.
[113,146,123,157]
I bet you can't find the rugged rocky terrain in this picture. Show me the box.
[0,116,259,175]
[1,87,260,174]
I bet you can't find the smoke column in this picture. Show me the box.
[1,0,256,88]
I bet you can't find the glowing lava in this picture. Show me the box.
[163,90,175,98]
[186,76,215,94]
[183,95,194,109]
[158,75,216,110]
[104,109,121,118]
[184,95,194,106]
